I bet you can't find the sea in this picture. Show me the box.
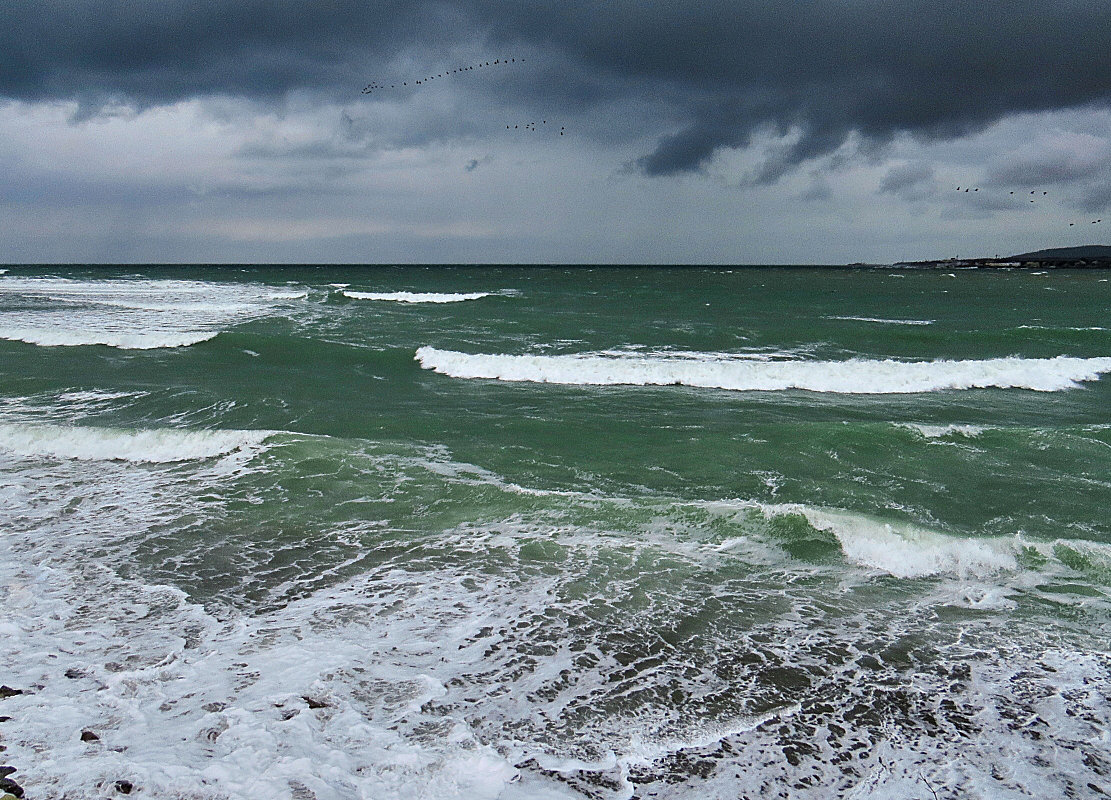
[1,265,1109,799]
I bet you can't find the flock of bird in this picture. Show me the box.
[956,186,1103,227]
[361,57,524,94]
[507,120,565,136]
[360,57,567,136]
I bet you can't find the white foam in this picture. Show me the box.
[620,704,801,767]
[344,290,494,303]
[415,347,1111,394]
[0,422,274,463]
[0,277,306,349]
[826,316,934,325]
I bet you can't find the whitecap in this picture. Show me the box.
[344,290,494,303]
[1017,324,1108,332]
[415,347,1111,394]
[825,315,934,325]
[0,326,221,349]
[901,423,986,439]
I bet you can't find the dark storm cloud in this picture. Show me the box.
[3,0,1111,180]
[464,155,492,172]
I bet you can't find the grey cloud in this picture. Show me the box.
[979,118,1111,210]
[879,162,935,200]
[1080,182,1111,213]
[988,149,1111,188]
[798,178,832,203]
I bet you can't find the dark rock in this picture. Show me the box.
[64,668,84,679]
[81,730,100,742]
[0,767,13,777]
[0,776,23,797]
[302,695,328,709]
[0,717,9,723]
[115,779,134,794]
[0,688,23,699]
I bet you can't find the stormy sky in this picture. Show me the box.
[2,0,1110,263]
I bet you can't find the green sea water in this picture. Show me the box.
[1,265,1109,799]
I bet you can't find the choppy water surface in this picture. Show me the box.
[1,266,1109,799]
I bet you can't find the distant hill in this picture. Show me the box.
[1010,245,1111,260]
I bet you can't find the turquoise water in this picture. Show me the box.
[1,266,1109,799]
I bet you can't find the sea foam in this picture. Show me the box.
[415,347,1111,394]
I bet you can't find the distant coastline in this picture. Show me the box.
[893,244,1111,269]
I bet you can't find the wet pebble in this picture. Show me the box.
[302,695,329,709]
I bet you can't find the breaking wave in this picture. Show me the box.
[0,277,306,349]
[703,500,1019,578]
[0,327,221,349]
[792,506,1016,578]
[0,422,275,463]
[415,347,1111,394]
